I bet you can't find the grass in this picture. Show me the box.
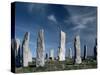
[15,58,97,73]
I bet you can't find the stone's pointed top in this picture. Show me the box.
[50,48,54,51]
[50,49,54,54]
[15,38,20,44]
[25,32,30,36]
[60,30,66,37]
[61,30,64,33]
[15,38,20,53]
[38,29,44,36]
[75,35,80,42]
[25,32,30,35]
[23,32,30,41]
[40,29,44,32]
[26,32,30,34]
[76,35,80,39]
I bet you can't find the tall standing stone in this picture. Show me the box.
[69,48,72,59]
[45,53,48,62]
[22,32,30,67]
[15,39,20,56]
[36,29,45,67]
[45,53,48,59]
[94,38,97,60]
[83,45,87,60]
[74,35,82,64]
[49,49,54,60]
[16,39,21,67]
[58,30,66,61]
[11,39,21,67]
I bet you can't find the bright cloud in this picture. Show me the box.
[71,13,96,30]
[48,15,57,23]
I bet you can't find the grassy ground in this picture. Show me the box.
[16,58,97,73]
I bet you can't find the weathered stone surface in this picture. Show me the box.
[83,45,87,60]
[22,32,30,67]
[49,49,54,60]
[28,48,32,62]
[36,29,45,67]
[58,30,66,61]
[74,35,82,64]
[69,48,72,59]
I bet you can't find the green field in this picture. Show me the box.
[16,58,97,73]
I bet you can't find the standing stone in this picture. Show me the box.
[36,29,45,67]
[11,39,17,67]
[83,45,87,60]
[15,39,21,67]
[22,32,30,67]
[45,53,48,59]
[15,39,20,56]
[45,53,48,62]
[49,49,54,60]
[74,35,82,64]
[11,39,19,57]
[11,39,16,71]
[94,38,97,60]
[58,30,66,61]
[11,39,21,67]
[58,47,60,60]
[69,48,72,59]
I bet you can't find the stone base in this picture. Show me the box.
[75,57,82,64]
[36,62,45,67]
[59,57,65,61]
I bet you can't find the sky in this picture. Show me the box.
[15,2,97,58]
